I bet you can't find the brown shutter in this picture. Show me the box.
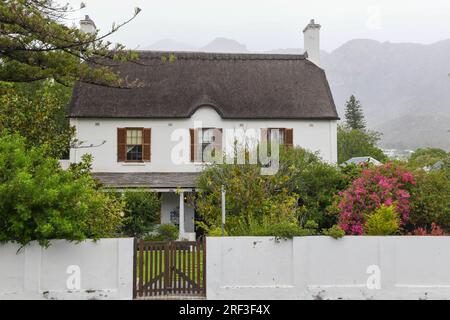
[285,128,294,147]
[190,128,195,162]
[143,128,151,162]
[117,128,126,162]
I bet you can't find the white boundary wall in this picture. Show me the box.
[207,236,450,300]
[0,238,134,300]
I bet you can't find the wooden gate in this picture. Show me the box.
[133,239,206,298]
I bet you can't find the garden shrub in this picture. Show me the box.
[195,162,300,236]
[277,147,346,229]
[336,163,415,235]
[250,221,316,239]
[121,190,160,238]
[322,225,345,239]
[364,205,400,235]
[195,147,345,236]
[0,132,124,247]
[410,223,446,236]
[409,170,450,232]
[145,224,179,241]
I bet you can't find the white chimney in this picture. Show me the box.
[80,15,97,34]
[303,19,321,66]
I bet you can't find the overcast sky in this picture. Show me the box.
[67,0,450,52]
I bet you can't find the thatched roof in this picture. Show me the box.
[69,51,338,120]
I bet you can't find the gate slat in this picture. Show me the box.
[143,243,148,296]
[196,240,201,294]
[138,240,144,297]
[148,243,153,296]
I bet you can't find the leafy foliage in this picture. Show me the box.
[409,169,450,232]
[0,81,74,158]
[0,0,141,86]
[408,147,449,169]
[322,224,345,239]
[195,147,346,236]
[410,223,446,236]
[0,132,124,247]
[336,163,415,235]
[145,224,179,241]
[364,205,400,235]
[121,190,161,238]
[276,147,346,229]
[195,161,300,236]
[337,125,387,164]
[344,95,366,130]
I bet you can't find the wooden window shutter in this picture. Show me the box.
[117,128,126,162]
[190,128,195,162]
[285,128,294,147]
[143,128,151,162]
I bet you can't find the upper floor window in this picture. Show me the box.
[190,128,222,163]
[126,129,143,161]
[262,128,293,147]
[117,128,151,162]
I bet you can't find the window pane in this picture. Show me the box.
[202,128,215,143]
[126,129,143,146]
[126,145,143,161]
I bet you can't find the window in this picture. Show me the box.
[117,128,151,162]
[190,128,222,162]
[126,129,143,161]
[262,128,293,148]
[266,128,285,145]
[201,128,216,162]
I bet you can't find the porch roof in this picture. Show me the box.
[93,172,200,189]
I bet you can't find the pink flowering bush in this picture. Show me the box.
[337,163,416,235]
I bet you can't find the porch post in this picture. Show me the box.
[179,191,185,239]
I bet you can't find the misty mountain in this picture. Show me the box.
[144,37,249,53]
[321,39,450,150]
[200,37,249,53]
[144,39,197,51]
[143,38,450,150]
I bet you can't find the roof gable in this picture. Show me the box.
[69,51,339,120]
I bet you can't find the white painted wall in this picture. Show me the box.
[70,107,337,172]
[207,236,450,300]
[0,238,134,300]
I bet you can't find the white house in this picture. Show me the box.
[69,18,339,240]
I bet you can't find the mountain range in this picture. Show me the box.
[143,38,450,150]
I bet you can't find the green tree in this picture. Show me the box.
[195,161,300,236]
[409,169,450,232]
[337,124,387,164]
[0,132,124,247]
[344,95,366,130]
[0,0,140,86]
[0,81,74,158]
[276,147,346,228]
[195,147,346,235]
[408,147,449,169]
[121,190,161,238]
